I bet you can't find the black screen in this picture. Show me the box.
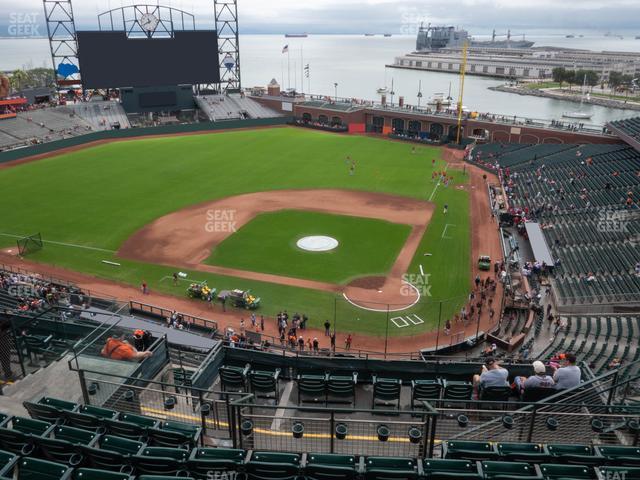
[77,30,220,89]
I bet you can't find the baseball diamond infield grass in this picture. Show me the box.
[0,127,470,337]
[206,210,412,284]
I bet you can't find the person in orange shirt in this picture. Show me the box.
[101,336,152,361]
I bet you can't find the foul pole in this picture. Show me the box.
[456,41,468,144]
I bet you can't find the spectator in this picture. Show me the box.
[551,353,581,390]
[514,360,554,395]
[324,320,331,336]
[473,357,509,392]
[101,336,152,361]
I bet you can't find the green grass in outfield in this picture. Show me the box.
[0,127,471,337]
[206,210,411,284]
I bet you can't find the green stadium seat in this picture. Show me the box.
[443,441,499,461]
[595,445,640,466]
[411,379,443,409]
[297,374,327,404]
[372,376,402,410]
[246,451,301,480]
[304,453,358,480]
[546,444,602,466]
[0,416,53,454]
[539,464,597,479]
[148,420,201,448]
[219,365,249,392]
[364,456,419,480]
[421,458,480,479]
[0,449,19,478]
[599,466,640,480]
[138,477,194,480]
[73,468,133,480]
[80,435,144,472]
[131,447,189,476]
[103,417,152,441]
[327,373,358,406]
[442,381,473,407]
[75,406,119,421]
[14,456,73,480]
[38,398,79,412]
[248,369,281,400]
[186,447,245,478]
[33,425,98,466]
[63,411,106,433]
[479,461,542,479]
[23,401,65,424]
[496,443,550,463]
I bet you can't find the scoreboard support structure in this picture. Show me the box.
[43,0,82,92]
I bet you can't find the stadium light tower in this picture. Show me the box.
[43,0,82,93]
[214,0,241,93]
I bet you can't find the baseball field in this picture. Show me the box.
[0,127,472,338]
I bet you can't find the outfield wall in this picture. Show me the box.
[0,117,291,165]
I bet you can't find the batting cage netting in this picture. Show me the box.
[17,233,43,256]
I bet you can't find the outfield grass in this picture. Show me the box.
[0,127,471,337]
[206,210,411,284]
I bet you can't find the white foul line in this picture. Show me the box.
[441,224,456,239]
[0,233,116,254]
[428,164,449,202]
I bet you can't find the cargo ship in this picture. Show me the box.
[416,24,533,51]
[285,33,308,38]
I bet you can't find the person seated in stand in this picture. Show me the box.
[513,360,554,397]
[550,352,581,390]
[473,357,509,397]
[101,335,152,362]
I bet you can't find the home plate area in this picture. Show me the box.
[390,314,425,328]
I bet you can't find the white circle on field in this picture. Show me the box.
[296,236,339,252]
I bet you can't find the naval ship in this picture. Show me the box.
[416,24,534,51]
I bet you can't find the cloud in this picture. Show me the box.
[2,0,640,34]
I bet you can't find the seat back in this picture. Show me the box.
[76,406,119,421]
[421,458,479,478]
[99,435,145,456]
[249,370,278,394]
[412,380,443,401]
[16,457,73,480]
[0,448,18,478]
[74,468,133,480]
[32,437,79,465]
[364,457,418,480]
[219,366,247,391]
[373,378,402,401]
[79,446,127,472]
[521,387,555,402]
[52,426,97,445]
[11,416,53,436]
[38,398,78,412]
[297,375,326,403]
[131,448,187,476]
[540,464,597,479]
[64,411,102,432]
[443,382,473,400]
[23,402,64,424]
[103,419,145,440]
[444,441,497,461]
[245,461,300,480]
[479,386,512,402]
[480,461,541,479]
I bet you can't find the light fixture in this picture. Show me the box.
[123,390,134,402]
[240,419,253,436]
[164,396,176,410]
[200,403,211,417]
[408,426,422,444]
[335,423,348,440]
[87,383,99,396]
[292,422,304,439]
[457,414,469,428]
[502,415,514,429]
[546,417,558,431]
[591,418,604,433]
[377,424,390,442]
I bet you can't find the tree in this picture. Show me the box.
[609,71,624,91]
[575,69,599,89]
[9,69,28,91]
[552,67,567,87]
[563,70,576,90]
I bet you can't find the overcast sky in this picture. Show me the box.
[2,0,640,34]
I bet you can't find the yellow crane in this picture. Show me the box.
[456,41,468,144]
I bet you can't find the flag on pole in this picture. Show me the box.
[304,64,310,78]
[282,45,289,54]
